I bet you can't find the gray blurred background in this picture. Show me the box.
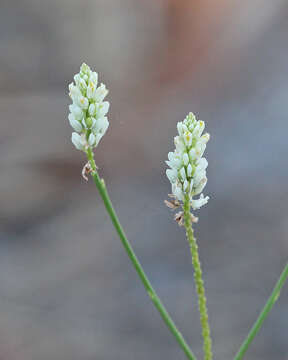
[0,0,288,359]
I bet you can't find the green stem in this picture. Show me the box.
[86,147,197,360]
[183,194,213,360]
[234,262,288,360]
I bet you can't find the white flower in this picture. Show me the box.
[166,112,210,210]
[87,80,98,100]
[69,83,82,102]
[94,83,108,102]
[166,168,178,183]
[77,96,89,110]
[88,103,96,116]
[88,133,96,146]
[191,194,209,210]
[71,133,87,151]
[172,181,184,201]
[69,104,84,121]
[97,101,110,118]
[68,113,83,132]
[93,116,109,135]
[68,63,110,151]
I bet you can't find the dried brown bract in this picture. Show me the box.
[164,194,181,210]
[82,162,93,181]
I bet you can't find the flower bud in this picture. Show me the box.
[88,133,96,146]
[71,133,86,151]
[85,117,93,128]
[68,114,82,132]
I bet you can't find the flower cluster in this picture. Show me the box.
[166,112,210,210]
[68,63,109,151]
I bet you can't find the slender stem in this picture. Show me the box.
[85,148,197,360]
[234,262,288,360]
[183,194,213,360]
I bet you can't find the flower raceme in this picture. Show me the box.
[68,63,109,151]
[166,113,210,211]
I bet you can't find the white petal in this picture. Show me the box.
[86,81,96,99]
[182,131,192,147]
[200,133,210,144]
[196,158,208,172]
[168,152,174,161]
[187,163,193,177]
[183,180,189,191]
[182,153,189,166]
[68,114,82,132]
[182,124,188,133]
[82,118,87,129]
[195,143,206,158]
[174,136,185,152]
[189,148,196,160]
[98,101,110,117]
[69,104,83,120]
[91,117,97,128]
[168,152,181,169]
[193,177,207,195]
[193,120,205,137]
[94,83,108,102]
[189,179,194,195]
[88,103,96,116]
[180,167,186,181]
[78,96,89,109]
[191,194,209,210]
[69,83,81,101]
[177,122,183,135]
[194,169,206,187]
[89,72,98,86]
[166,169,177,183]
[88,133,96,146]
[95,133,103,146]
[172,183,184,201]
[71,132,85,151]
[97,117,109,135]
[73,74,86,94]
[74,74,81,85]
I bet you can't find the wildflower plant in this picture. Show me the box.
[165,112,212,360]
[67,64,288,360]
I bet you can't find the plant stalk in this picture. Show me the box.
[183,194,213,360]
[86,147,197,360]
[234,262,288,360]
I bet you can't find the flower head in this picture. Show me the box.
[166,112,210,210]
[68,63,109,151]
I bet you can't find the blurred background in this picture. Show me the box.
[0,0,288,359]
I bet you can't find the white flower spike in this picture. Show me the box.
[166,112,210,211]
[68,63,109,151]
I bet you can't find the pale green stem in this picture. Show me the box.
[85,147,197,360]
[234,262,288,360]
[183,194,213,360]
